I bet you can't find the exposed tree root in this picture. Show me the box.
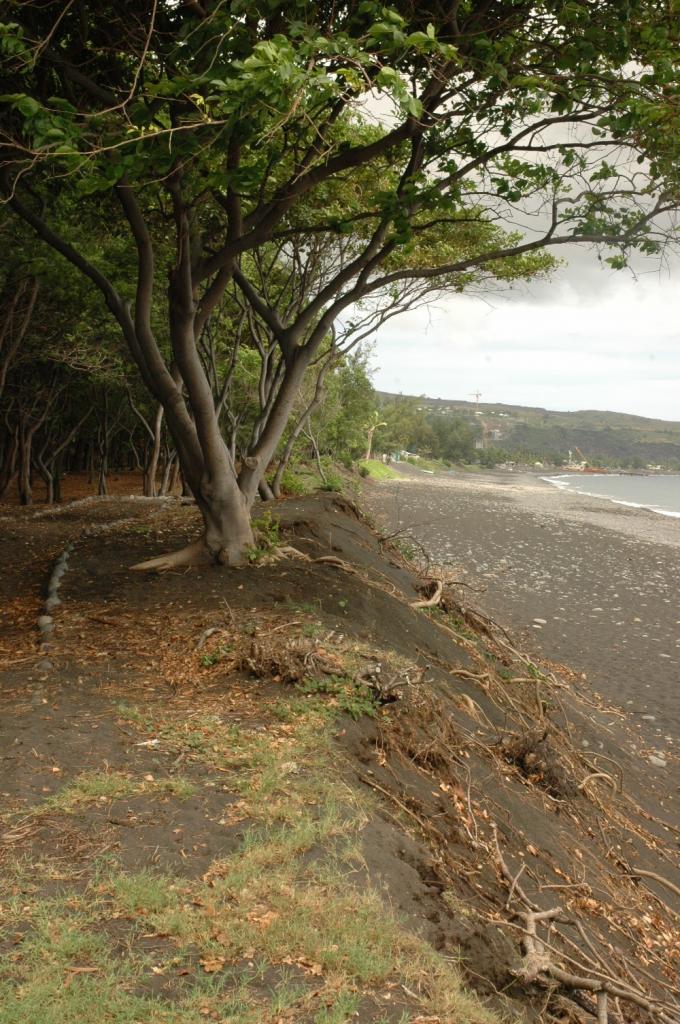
[131,538,212,571]
[492,826,680,1024]
[410,579,444,608]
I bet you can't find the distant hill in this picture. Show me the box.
[377,392,680,467]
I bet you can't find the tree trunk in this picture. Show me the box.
[365,426,375,462]
[259,478,275,501]
[159,449,177,495]
[17,426,33,506]
[132,477,253,570]
[143,404,163,497]
[0,429,18,498]
[98,454,108,495]
[35,451,55,504]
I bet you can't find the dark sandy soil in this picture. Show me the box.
[362,464,680,761]
[1,491,679,1021]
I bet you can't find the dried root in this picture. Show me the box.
[492,826,680,1024]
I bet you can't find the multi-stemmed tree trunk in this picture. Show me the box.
[35,410,90,504]
[128,392,165,497]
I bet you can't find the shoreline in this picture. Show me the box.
[539,471,680,521]
[362,464,680,762]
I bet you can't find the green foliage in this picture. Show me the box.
[319,471,344,493]
[199,645,232,668]
[296,675,378,720]
[374,396,477,465]
[248,511,281,562]
[277,469,309,496]
[1,0,678,524]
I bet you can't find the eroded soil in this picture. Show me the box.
[1,492,679,1024]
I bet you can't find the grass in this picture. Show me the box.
[404,455,451,473]
[1,670,497,1024]
[36,770,197,814]
[357,459,400,480]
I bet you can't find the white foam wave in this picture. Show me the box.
[540,477,680,519]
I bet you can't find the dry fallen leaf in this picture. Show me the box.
[199,956,226,973]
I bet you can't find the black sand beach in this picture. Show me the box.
[362,464,680,768]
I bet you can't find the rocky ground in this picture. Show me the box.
[1,490,679,1024]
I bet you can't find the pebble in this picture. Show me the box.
[37,615,53,629]
[533,618,547,625]
[649,755,667,768]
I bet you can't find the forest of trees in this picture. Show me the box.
[1,1,679,565]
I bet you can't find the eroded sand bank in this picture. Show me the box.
[363,464,680,764]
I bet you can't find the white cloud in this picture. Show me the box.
[372,249,680,420]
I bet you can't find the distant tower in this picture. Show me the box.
[470,390,485,449]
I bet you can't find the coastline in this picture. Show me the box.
[362,463,680,762]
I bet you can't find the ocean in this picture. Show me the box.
[543,473,680,518]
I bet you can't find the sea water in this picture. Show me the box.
[542,473,680,518]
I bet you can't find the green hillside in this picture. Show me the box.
[377,393,680,468]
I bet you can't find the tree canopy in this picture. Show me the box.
[1,0,678,562]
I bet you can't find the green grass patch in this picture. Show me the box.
[357,459,400,480]
[37,770,197,814]
[404,455,451,473]
[1,685,497,1024]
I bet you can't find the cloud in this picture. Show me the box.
[372,248,680,420]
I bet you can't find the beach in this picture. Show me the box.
[362,464,680,761]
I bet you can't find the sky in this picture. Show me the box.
[372,244,680,422]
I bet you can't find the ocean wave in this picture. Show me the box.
[540,476,680,519]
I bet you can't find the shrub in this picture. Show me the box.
[279,469,308,496]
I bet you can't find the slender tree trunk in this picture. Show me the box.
[35,452,55,504]
[307,426,327,484]
[259,479,275,501]
[143,404,163,497]
[0,429,18,498]
[365,426,375,462]
[160,449,177,495]
[17,425,33,506]
[98,450,108,496]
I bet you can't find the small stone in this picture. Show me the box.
[36,659,53,672]
[37,615,53,629]
[649,755,667,768]
[533,618,547,625]
[641,714,656,721]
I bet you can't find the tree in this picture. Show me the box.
[1,1,677,566]
[363,411,388,462]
